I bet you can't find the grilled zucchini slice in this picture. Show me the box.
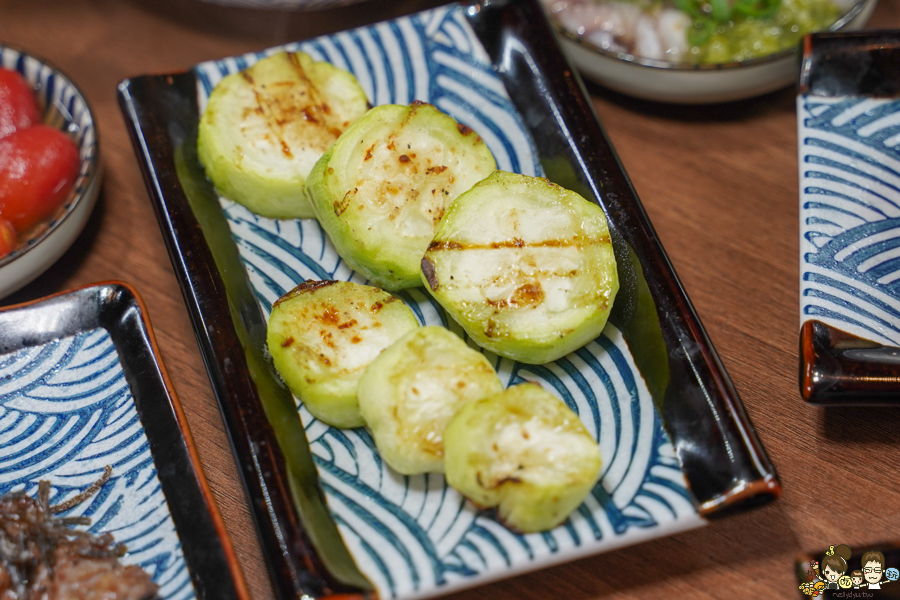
[421,171,619,364]
[443,383,602,533]
[357,326,503,475]
[266,280,419,428]
[306,101,496,290]
[198,51,369,219]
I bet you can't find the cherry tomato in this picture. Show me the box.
[0,69,40,138]
[0,217,15,258]
[0,125,79,233]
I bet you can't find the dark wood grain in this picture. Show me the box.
[1,0,898,598]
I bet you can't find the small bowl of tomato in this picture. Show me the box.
[0,44,100,299]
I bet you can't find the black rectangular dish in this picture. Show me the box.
[118,1,779,598]
[798,31,900,404]
[0,282,249,600]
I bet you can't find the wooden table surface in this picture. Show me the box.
[2,0,900,598]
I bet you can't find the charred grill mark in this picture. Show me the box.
[244,52,346,150]
[489,282,545,309]
[426,165,448,175]
[427,240,463,252]
[301,106,319,124]
[319,306,341,326]
[421,257,439,291]
[334,188,357,216]
[281,337,295,348]
[496,476,522,485]
[372,296,397,312]
[399,154,410,163]
[402,101,433,128]
[457,122,473,136]
[288,51,313,84]
[426,235,610,251]
[274,279,338,306]
[364,144,375,161]
[337,319,358,330]
[484,319,496,338]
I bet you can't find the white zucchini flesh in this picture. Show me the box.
[198,51,369,219]
[357,326,503,475]
[421,171,619,364]
[443,383,602,533]
[306,101,496,290]
[266,280,420,428]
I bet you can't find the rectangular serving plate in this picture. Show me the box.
[0,282,249,600]
[118,1,779,598]
[798,31,900,404]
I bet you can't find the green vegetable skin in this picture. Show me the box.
[306,101,496,291]
[358,326,503,475]
[443,383,602,533]
[198,51,369,218]
[266,280,420,428]
[421,171,619,364]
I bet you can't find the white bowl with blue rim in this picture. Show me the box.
[549,0,877,104]
[0,44,101,300]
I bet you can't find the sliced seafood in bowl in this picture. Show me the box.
[543,0,877,103]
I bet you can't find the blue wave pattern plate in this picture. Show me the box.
[799,96,900,346]
[0,328,196,599]
[194,6,702,599]
[0,283,248,600]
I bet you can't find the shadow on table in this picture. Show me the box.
[1,183,106,308]
[127,0,450,46]
[821,406,900,445]
[582,78,797,124]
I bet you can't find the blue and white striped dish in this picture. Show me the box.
[0,329,195,600]
[195,5,703,598]
[0,44,101,298]
[799,96,900,346]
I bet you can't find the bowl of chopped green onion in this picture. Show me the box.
[543,0,876,103]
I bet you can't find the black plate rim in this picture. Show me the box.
[0,281,251,600]
[117,1,781,597]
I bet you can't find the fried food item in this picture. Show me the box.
[0,478,158,600]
